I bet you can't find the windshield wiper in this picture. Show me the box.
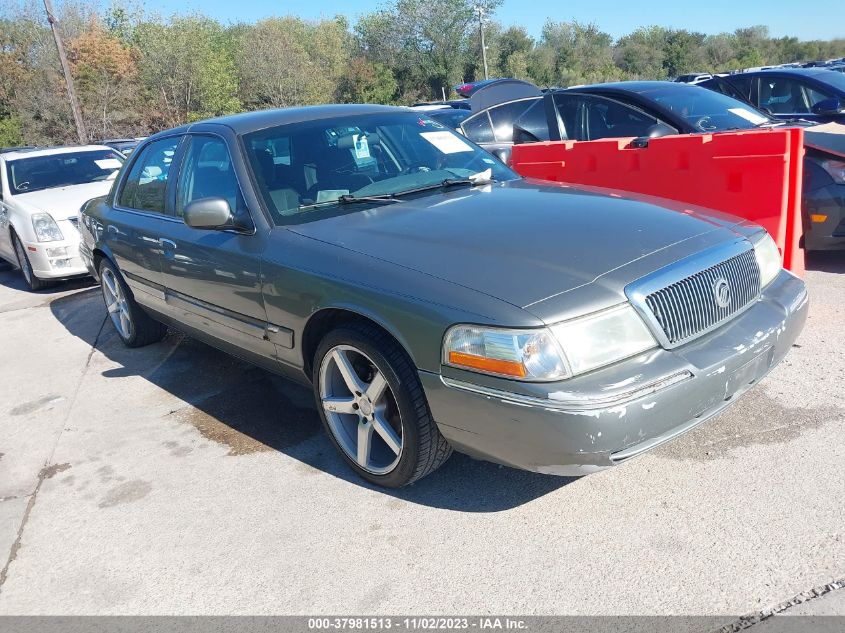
[337,193,401,205]
[389,169,496,198]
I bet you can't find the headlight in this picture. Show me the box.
[444,304,658,381]
[549,304,657,376]
[31,213,64,242]
[751,231,781,288]
[443,325,570,381]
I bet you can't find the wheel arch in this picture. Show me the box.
[301,306,420,379]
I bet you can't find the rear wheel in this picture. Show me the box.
[99,258,167,347]
[313,323,452,487]
[12,232,49,291]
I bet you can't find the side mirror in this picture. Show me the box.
[183,197,235,230]
[811,97,842,115]
[513,125,541,145]
[645,123,676,138]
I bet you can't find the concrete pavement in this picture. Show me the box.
[0,255,842,625]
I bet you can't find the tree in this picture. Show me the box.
[336,58,398,104]
[135,16,239,128]
[66,25,139,139]
[237,16,350,109]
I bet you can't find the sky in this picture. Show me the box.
[139,0,845,41]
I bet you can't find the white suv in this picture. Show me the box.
[0,145,123,290]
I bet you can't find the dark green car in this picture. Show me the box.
[79,105,808,487]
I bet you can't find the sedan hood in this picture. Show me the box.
[288,179,744,310]
[12,181,114,220]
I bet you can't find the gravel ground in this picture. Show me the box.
[0,253,842,628]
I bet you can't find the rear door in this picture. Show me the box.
[157,132,275,359]
[108,135,183,312]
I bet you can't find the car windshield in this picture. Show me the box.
[637,85,774,132]
[242,111,517,223]
[6,149,124,194]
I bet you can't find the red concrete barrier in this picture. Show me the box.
[511,128,805,276]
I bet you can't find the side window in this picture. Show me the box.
[176,136,247,219]
[488,98,540,142]
[461,112,495,144]
[759,78,808,113]
[552,94,585,140]
[803,84,833,109]
[582,96,660,140]
[118,137,179,213]
[513,98,551,142]
[725,76,754,101]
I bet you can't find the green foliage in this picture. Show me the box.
[2,0,845,145]
[0,115,23,147]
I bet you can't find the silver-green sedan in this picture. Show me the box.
[79,105,808,487]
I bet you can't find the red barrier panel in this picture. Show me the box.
[511,128,805,276]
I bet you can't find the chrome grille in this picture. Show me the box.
[644,249,761,346]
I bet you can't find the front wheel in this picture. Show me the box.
[313,323,452,487]
[12,233,49,291]
[99,258,167,347]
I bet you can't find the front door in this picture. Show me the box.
[108,135,182,313]
[157,133,274,359]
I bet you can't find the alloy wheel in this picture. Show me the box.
[101,267,133,340]
[13,237,32,285]
[319,345,404,475]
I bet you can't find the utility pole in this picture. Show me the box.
[43,0,88,144]
[475,3,489,80]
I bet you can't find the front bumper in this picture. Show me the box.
[25,238,88,279]
[421,270,808,475]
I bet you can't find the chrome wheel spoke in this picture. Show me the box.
[322,397,357,415]
[103,273,118,299]
[366,370,388,404]
[119,310,131,337]
[356,421,373,467]
[372,412,401,455]
[331,349,366,395]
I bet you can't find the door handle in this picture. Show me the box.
[159,238,177,249]
[107,224,119,233]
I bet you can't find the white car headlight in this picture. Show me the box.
[443,325,570,381]
[31,213,64,242]
[751,231,782,288]
[549,304,657,376]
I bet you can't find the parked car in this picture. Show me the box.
[101,137,146,156]
[700,68,845,124]
[79,104,807,487]
[411,99,471,111]
[673,73,713,85]
[0,145,124,290]
[460,81,845,250]
[409,104,471,130]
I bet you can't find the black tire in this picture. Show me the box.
[98,258,167,348]
[12,232,49,291]
[313,322,452,487]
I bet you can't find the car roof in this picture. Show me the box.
[567,80,693,93]
[185,104,405,135]
[0,144,115,161]
[742,67,842,78]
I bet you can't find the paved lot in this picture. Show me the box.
[0,254,842,625]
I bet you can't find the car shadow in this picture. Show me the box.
[49,289,574,512]
[0,259,97,294]
[805,250,845,273]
